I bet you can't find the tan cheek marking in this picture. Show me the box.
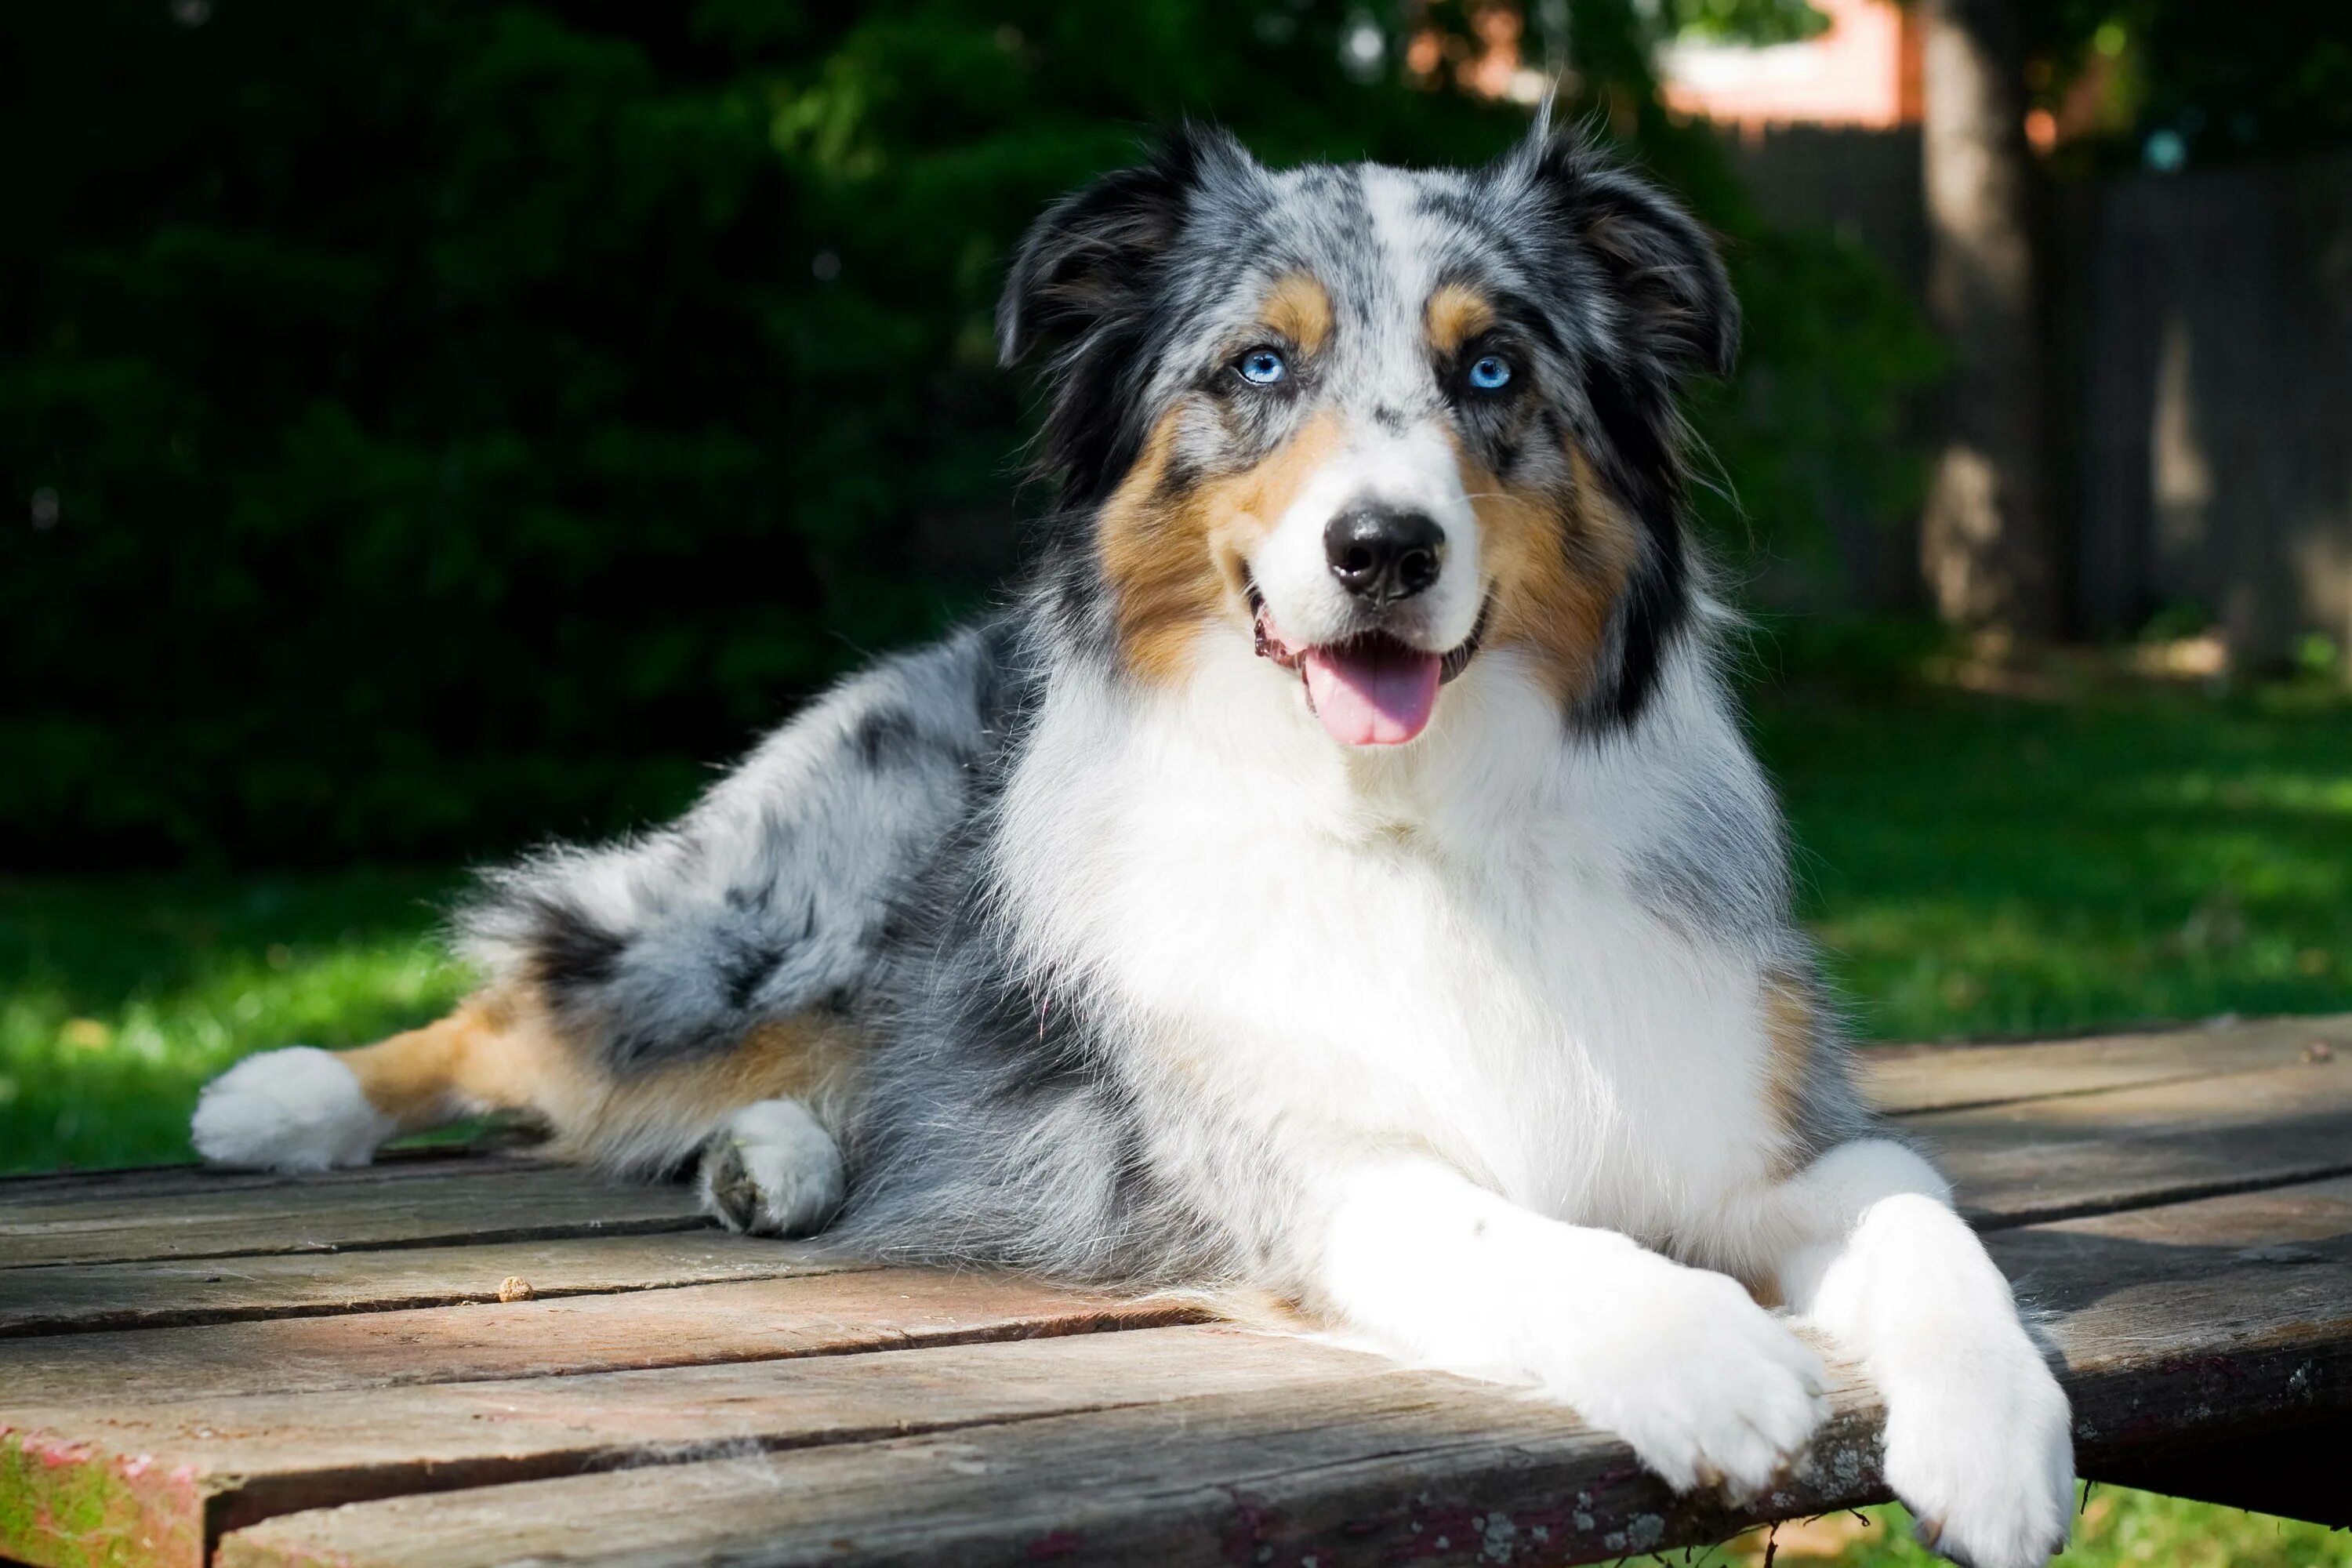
[1426,283,1497,356]
[1457,438,1639,705]
[1259,272,1334,355]
[1100,408,1346,684]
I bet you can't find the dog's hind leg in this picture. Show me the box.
[192,619,1016,1209]
[193,985,860,1234]
[191,987,573,1174]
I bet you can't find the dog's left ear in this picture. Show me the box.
[998,124,1262,499]
[997,123,1261,368]
[1497,110,1738,382]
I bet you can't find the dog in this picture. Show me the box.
[192,112,2074,1567]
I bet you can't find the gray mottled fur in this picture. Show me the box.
[456,621,1015,1101]
[456,118,1882,1277]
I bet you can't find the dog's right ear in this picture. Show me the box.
[996,123,1258,368]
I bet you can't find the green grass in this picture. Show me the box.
[5,665,2350,1566]
[13,670,2343,1173]
[1704,1488,2352,1565]
[0,871,472,1172]
[1762,675,2352,1042]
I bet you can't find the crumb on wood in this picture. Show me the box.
[497,1276,535,1302]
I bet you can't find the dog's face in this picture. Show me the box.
[1001,116,1734,744]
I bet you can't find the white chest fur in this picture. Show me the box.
[996,635,1786,1247]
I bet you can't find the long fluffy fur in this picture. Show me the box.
[199,115,2074,1568]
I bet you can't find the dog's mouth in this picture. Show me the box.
[1250,587,1487,747]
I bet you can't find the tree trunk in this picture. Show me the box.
[1918,0,2058,641]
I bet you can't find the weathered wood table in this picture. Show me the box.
[5,1014,2350,1568]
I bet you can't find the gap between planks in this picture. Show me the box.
[1861,1011,2351,1114]
[165,1171,2352,1568]
[0,1233,886,1340]
[3,1021,2350,1567]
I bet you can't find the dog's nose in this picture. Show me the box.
[1324,507,1444,604]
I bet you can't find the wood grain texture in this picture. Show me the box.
[0,1165,707,1269]
[1862,1012,2352,1115]
[208,1170,2352,1568]
[0,1145,530,1208]
[1920,1051,2352,1225]
[9,1018,2334,1317]
[0,1270,1196,1408]
[8,1327,1384,1567]
[13,1021,2352,1568]
[191,1174,2352,1568]
[0,1232,867,1339]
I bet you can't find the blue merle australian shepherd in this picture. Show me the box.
[195,114,2072,1566]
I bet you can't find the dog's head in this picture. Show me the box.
[1000,113,1734,745]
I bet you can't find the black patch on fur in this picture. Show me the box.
[855,708,920,770]
[524,895,626,1000]
[997,124,1262,506]
[723,876,774,916]
[1578,365,1692,728]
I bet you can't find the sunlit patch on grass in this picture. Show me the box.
[0,872,470,1171]
[1762,679,2352,1042]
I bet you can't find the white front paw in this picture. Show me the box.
[1546,1258,1828,1497]
[697,1097,846,1237]
[191,1047,396,1171]
[1883,1336,2074,1568]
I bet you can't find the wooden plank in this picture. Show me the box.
[6,1018,2348,1568]
[2,1327,1383,1568]
[3,1016,2332,1276]
[0,1269,1199,1408]
[13,1036,2341,1291]
[0,1146,531,1208]
[0,1166,707,1269]
[0,1233,873,1339]
[209,1188,2352,1568]
[1862,1012,2352,1115]
[1922,1049,2352,1225]
[188,1176,2352,1568]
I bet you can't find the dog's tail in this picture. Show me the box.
[190,620,1020,1174]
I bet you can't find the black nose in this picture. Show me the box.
[1323,506,1445,604]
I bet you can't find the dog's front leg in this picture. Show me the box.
[1772,1139,2074,1568]
[1315,1156,1826,1497]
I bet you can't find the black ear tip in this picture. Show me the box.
[1155,118,1254,183]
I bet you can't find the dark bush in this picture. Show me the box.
[2,0,1932,866]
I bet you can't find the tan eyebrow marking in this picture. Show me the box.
[1258,272,1334,354]
[1426,282,1497,355]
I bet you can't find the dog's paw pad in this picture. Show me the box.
[696,1098,845,1238]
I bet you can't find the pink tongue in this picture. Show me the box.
[1301,642,1443,746]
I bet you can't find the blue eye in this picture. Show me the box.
[1237,349,1287,387]
[1468,354,1512,392]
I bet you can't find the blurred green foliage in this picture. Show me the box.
[2024,0,2352,171]
[3,0,1933,868]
